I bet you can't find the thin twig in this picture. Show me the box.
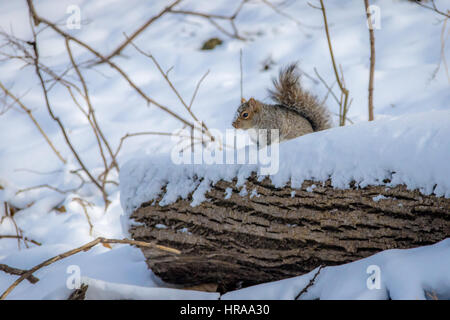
[65,38,118,174]
[440,17,450,83]
[168,0,248,40]
[34,63,116,191]
[364,0,376,121]
[414,0,450,19]
[0,264,39,284]
[127,38,215,143]
[13,168,63,175]
[15,182,84,195]
[318,0,347,95]
[0,81,66,164]
[26,0,196,131]
[314,67,340,106]
[316,0,350,126]
[72,198,94,236]
[261,0,304,26]
[0,235,42,246]
[431,15,450,83]
[102,0,183,62]
[189,70,210,110]
[2,202,23,250]
[240,48,243,101]
[295,265,324,300]
[26,23,107,204]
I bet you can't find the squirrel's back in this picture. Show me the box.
[268,63,331,132]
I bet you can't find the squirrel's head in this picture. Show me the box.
[232,97,261,130]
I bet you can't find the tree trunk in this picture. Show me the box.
[129,177,450,292]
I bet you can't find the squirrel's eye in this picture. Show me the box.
[241,112,249,119]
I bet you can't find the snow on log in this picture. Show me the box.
[120,111,450,291]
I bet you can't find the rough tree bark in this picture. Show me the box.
[129,177,450,292]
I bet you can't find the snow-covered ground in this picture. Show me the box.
[0,0,449,299]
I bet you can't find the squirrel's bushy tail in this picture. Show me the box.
[268,63,331,131]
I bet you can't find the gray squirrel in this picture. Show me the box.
[232,63,331,145]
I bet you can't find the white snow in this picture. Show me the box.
[46,276,220,300]
[239,185,248,197]
[41,239,450,300]
[372,194,388,202]
[120,111,450,214]
[224,187,233,199]
[0,0,449,300]
[250,188,259,198]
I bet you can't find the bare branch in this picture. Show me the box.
[0,264,39,284]
[13,168,62,175]
[127,38,215,143]
[261,0,304,26]
[430,15,450,83]
[240,48,243,101]
[102,0,183,62]
[0,81,66,164]
[364,0,376,121]
[189,70,210,110]
[65,39,118,174]
[0,235,41,247]
[1,202,26,250]
[314,67,340,106]
[168,0,248,40]
[414,0,450,19]
[72,198,94,236]
[295,265,324,300]
[26,0,196,131]
[15,182,84,195]
[28,35,107,204]
[316,0,350,126]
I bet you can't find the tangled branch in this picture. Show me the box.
[0,0,224,209]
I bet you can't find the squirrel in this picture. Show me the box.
[232,63,331,146]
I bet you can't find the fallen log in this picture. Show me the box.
[129,177,450,292]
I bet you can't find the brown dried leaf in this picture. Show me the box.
[55,206,66,213]
[102,243,112,249]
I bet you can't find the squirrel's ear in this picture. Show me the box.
[248,98,261,112]
[241,97,246,104]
